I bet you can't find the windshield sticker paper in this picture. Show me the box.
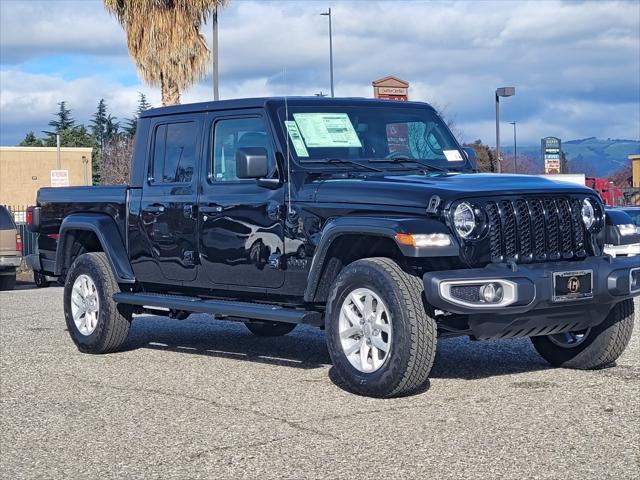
[284,121,309,157]
[292,113,362,148]
[443,150,464,162]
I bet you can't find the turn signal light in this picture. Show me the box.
[396,233,452,248]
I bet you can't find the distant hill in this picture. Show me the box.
[502,137,639,177]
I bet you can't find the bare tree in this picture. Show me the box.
[98,136,134,185]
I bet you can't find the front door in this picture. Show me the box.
[197,112,285,289]
[139,115,203,285]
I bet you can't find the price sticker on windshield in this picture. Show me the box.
[443,150,464,162]
[293,113,362,148]
[284,121,309,157]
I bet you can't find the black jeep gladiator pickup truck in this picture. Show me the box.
[27,97,640,397]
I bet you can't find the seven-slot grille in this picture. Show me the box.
[482,196,590,263]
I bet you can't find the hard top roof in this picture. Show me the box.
[140,96,435,118]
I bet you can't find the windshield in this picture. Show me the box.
[277,104,467,170]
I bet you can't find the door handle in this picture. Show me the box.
[183,203,197,218]
[200,205,223,214]
[143,204,165,214]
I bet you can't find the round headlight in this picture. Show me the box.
[581,198,596,230]
[453,202,477,238]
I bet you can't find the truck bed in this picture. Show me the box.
[37,185,129,237]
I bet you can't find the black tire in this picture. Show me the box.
[244,321,296,337]
[325,257,436,398]
[33,271,50,288]
[0,272,16,291]
[531,299,635,369]
[63,252,132,354]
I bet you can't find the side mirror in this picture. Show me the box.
[462,146,477,171]
[236,147,269,179]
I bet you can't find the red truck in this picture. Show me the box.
[586,177,625,206]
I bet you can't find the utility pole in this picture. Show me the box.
[212,6,219,101]
[494,87,515,173]
[321,8,334,97]
[510,121,517,173]
[56,134,61,170]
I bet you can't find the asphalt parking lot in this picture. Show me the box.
[1,283,638,479]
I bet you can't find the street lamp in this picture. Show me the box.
[495,86,515,173]
[509,121,517,174]
[212,6,220,101]
[320,8,334,97]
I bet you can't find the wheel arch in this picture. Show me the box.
[55,213,135,284]
[303,216,457,303]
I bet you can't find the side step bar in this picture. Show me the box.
[113,292,323,326]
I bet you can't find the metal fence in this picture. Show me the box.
[3,205,37,257]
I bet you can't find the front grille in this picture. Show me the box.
[477,196,594,264]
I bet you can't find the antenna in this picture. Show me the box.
[284,68,293,215]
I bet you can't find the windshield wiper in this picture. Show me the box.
[306,158,384,173]
[370,156,449,173]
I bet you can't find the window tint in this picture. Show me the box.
[0,207,15,229]
[212,117,270,182]
[150,122,197,184]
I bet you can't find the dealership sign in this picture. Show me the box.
[541,137,563,174]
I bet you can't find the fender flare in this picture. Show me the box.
[303,216,458,302]
[55,213,135,284]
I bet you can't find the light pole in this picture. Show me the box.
[495,86,515,173]
[320,8,334,97]
[212,6,219,101]
[509,121,517,173]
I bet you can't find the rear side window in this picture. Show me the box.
[0,207,15,229]
[150,122,198,184]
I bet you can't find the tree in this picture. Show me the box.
[104,0,227,106]
[105,114,120,142]
[98,135,135,185]
[18,132,44,147]
[44,125,95,148]
[465,140,499,173]
[42,101,75,141]
[90,99,109,149]
[124,92,152,137]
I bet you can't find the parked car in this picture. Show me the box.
[604,207,640,257]
[0,205,22,290]
[26,97,640,397]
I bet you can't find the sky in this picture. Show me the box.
[1,0,639,146]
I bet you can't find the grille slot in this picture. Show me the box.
[479,196,592,264]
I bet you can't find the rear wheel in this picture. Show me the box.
[244,321,296,337]
[33,271,49,288]
[325,257,436,398]
[0,270,16,291]
[531,300,634,369]
[64,252,132,353]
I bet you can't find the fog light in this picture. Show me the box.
[480,283,504,303]
[631,268,640,293]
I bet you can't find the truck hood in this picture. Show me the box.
[312,173,593,208]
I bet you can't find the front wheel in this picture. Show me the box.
[64,252,132,353]
[531,300,635,369]
[325,257,436,398]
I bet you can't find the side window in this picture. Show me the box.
[150,122,197,184]
[212,117,270,182]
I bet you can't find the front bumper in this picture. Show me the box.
[604,243,640,258]
[424,256,639,340]
[0,256,22,268]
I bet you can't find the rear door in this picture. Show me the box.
[138,114,203,285]
[197,111,285,289]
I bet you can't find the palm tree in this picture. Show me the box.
[105,0,226,105]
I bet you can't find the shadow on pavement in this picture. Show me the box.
[122,313,549,381]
